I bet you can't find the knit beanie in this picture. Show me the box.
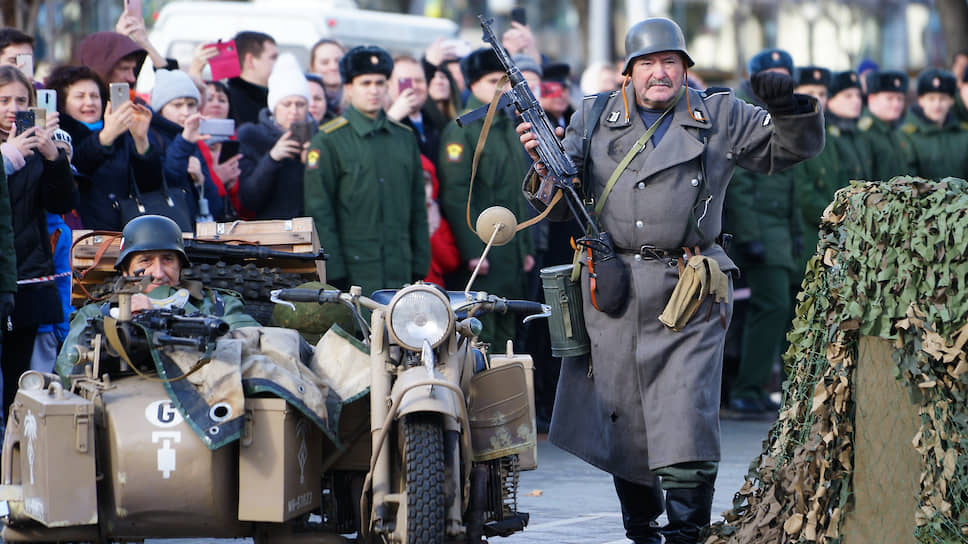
[267,53,311,111]
[150,69,200,112]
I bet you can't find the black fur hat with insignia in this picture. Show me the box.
[460,48,504,86]
[829,70,861,97]
[339,45,393,84]
[916,68,957,97]
[794,66,831,88]
[864,70,908,95]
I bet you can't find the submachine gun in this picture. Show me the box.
[457,16,612,254]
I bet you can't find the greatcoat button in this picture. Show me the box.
[690,178,699,187]
[636,182,645,189]
[634,254,642,262]
[635,220,644,229]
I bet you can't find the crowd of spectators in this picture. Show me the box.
[1,12,968,429]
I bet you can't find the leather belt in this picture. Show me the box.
[618,245,686,260]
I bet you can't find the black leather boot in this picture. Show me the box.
[612,476,664,544]
[661,485,714,544]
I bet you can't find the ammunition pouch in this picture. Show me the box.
[658,253,730,331]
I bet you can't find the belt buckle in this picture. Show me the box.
[638,244,663,260]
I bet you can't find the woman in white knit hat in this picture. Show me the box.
[237,53,314,220]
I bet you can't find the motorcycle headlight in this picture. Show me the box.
[387,285,454,351]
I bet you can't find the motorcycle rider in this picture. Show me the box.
[54,214,260,379]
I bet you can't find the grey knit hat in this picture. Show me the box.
[150,69,200,112]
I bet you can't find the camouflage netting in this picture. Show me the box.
[707,177,968,544]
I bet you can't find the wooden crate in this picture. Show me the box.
[71,218,326,306]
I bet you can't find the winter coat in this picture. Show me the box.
[422,155,459,287]
[7,150,76,326]
[148,114,225,220]
[77,31,147,86]
[524,82,824,484]
[725,81,802,273]
[899,107,968,181]
[0,160,15,296]
[227,77,268,127]
[826,112,872,182]
[304,105,430,295]
[856,109,914,182]
[61,114,165,231]
[237,108,308,220]
[437,96,534,298]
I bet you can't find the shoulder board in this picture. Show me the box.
[321,116,349,134]
[701,87,731,98]
[388,118,413,132]
[901,123,917,135]
[857,116,873,131]
[827,125,841,138]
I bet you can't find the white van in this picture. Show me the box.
[148,0,459,71]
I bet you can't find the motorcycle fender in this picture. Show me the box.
[392,366,462,421]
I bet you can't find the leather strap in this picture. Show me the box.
[595,87,683,217]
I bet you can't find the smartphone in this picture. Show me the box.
[218,140,241,164]
[29,107,46,130]
[510,7,527,25]
[289,121,314,145]
[14,110,35,135]
[398,77,413,93]
[110,82,130,107]
[36,89,56,114]
[124,0,142,17]
[16,53,33,79]
[207,40,241,81]
[199,118,235,140]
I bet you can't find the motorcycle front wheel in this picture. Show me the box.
[400,413,445,544]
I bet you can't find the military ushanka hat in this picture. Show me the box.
[461,48,504,85]
[865,70,908,94]
[339,45,393,83]
[916,68,957,97]
[747,48,794,76]
[829,70,861,97]
[794,66,831,88]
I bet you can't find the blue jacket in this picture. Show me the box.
[36,213,73,341]
[149,114,225,221]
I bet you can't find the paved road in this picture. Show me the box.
[148,418,773,544]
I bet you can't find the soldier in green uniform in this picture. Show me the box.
[55,215,261,379]
[825,71,871,182]
[724,49,803,417]
[304,45,430,296]
[900,68,968,180]
[437,48,534,349]
[790,66,846,272]
[857,70,913,181]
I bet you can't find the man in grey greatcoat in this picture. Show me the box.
[517,18,824,544]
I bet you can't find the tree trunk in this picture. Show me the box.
[936,0,968,63]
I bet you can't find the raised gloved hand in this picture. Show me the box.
[0,292,14,340]
[740,240,767,264]
[750,71,796,114]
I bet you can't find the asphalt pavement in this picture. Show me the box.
[149,418,773,544]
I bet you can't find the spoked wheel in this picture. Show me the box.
[399,413,445,544]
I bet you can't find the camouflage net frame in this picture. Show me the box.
[707,177,968,543]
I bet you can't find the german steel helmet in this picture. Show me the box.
[622,17,694,75]
[115,215,190,271]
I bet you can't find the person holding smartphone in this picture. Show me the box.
[44,64,164,231]
[0,28,35,81]
[198,81,247,219]
[237,53,313,220]
[0,65,76,422]
[147,69,226,223]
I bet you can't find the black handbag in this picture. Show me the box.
[118,167,194,232]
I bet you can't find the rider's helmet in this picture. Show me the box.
[622,17,694,75]
[115,215,190,271]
